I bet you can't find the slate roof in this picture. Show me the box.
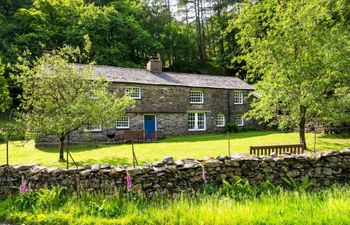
[76,64,254,90]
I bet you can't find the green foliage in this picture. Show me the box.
[238,126,257,132]
[319,94,350,127]
[204,177,283,201]
[35,187,66,211]
[70,1,158,66]
[0,57,11,112]
[232,0,350,146]
[17,46,133,160]
[226,121,238,133]
[0,0,211,71]
[0,119,26,142]
[0,0,244,85]
[283,176,315,192]
[159,21,198,70]
[14,187,65,212]
[0,0,33,17]
[15,191,37,211]
[2,182,350,224]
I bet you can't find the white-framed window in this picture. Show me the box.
[234,90,243,104]
[190,90,204,104]
[188,112,206,131]
[235,116,244,126]
[84,125,102,132]
[216,114,225,127]
[125,86,141,99]
[116,116,130,129]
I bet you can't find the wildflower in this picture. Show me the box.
[125,170,132,191]
[20,177,28,194]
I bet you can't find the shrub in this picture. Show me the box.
[282,176,316,192]
[36,187,66,210]
[239,126,257,132]
[15,191,37,211]
[226,121,238,133]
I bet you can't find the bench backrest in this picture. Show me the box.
[250,144,304,156]
[118,130,146,141]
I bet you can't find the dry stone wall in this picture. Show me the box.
[1,149,350,198]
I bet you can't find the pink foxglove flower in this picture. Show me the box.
[20,178,28,194]
[125,170,132,191]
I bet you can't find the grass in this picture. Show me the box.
[0,131,349,168]
[1,179,350,225]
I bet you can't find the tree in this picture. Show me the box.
[0,57,11,112]
[18,46,133,161]
[73,2,158,67]
[232,0,350,148]
[0,0,32,17]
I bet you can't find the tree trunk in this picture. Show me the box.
[217,5,225,56]
[299,105,307,149]
[185,3,189,25]
[165,0,170,13]
[199,0,206,59]
[59,136,65,161]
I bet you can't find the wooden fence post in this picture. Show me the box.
[227,132,231,156]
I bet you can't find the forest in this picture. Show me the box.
[0,0,242,74]
[0,0,349,139]
[0,0,250,108]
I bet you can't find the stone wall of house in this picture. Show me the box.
[1,149,350,199]
[36,83,257,146]
[114,83,253,117]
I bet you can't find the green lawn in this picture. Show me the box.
[0,131,349,168]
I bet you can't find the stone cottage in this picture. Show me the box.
[38,58,256,145]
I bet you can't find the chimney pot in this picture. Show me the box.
[147,57,162,73]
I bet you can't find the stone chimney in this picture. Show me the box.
[147,56,162,73]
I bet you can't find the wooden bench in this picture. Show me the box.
[250,144,304,156]
[117,130,146,142]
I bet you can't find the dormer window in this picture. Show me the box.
[234,90,243,104]
[190,90,204,104]
[125,86,141,99]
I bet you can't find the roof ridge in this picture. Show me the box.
[78,63,241,79]
[73,63,254,90]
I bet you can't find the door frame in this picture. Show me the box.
[143,114,157,132]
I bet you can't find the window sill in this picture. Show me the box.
[188,129,206,131]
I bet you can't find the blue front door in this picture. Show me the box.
[144,115,156,139]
